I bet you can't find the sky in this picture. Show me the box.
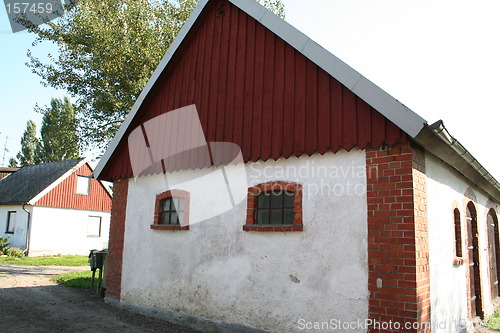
[0,7,66,166]
[0,0,499,179]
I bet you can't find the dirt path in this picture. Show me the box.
[0,264,199,333]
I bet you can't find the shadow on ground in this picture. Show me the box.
[0,264,199,333]
[0,284,199,332]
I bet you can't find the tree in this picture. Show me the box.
[24,0,285,152]
[15,97,79,166]
[8,157,18,168]
[16,120,40,166]
[38,97,80,162]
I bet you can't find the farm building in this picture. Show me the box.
[0,159,112,256]
[94,0,500,331]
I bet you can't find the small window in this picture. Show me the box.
[76,175,91,195]
[244,181,303,232]
[151,190,190,230]
[87,216,102,237]
[6,211,16,234]
[159,197,185,225]
[453,208,463,265]
[256,190,295,225]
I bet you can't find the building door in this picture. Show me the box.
[488,209,500,298]
[467,202,483,318]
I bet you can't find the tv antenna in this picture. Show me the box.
[0,131,8,167]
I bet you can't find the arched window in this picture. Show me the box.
[244,181,303,232]
[151,189,190,230]
[466,201,483,318]
[487,209,500,297]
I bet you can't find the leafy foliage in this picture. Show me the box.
[0,236,11,254]
[7,157,18,168]
[25,0,285,151]
[486,311,500,330]
[16,120,41,166]
[261,0,285,18]
[5,247,24,258]
[38,97,79,162]
[15,97,79,166]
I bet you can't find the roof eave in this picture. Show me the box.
[413,122,500,200]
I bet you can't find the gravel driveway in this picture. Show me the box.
[0,264,199,333]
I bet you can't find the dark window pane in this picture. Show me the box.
[160,212,170,225]
[162,198,171,211]
[171,211,178,225]
[284,209,294,225]
[258,193,270,208]
[257,210,270,225]
[270,191,283,208]
[284,191,294,208]
[270,209,283,224]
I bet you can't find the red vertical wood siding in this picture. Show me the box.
[34,163,112,212]
[99,0,406,181]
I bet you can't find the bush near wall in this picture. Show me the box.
[0,236,11,254]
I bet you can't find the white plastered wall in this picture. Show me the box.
[121,150,369,332]
[426,154,499,332]
[28,206,110,256]
[0,205,31,249]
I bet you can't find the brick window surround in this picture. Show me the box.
[453,208,464,266]
[244,181,303,232]
[151,189,190,231]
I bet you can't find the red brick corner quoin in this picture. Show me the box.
[366,143,430,333]
[244,181,303,232]
[106,179,129,300]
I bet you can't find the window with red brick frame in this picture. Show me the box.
[151,189,190,231]
[453,208,464,266]
[244,181,303,232]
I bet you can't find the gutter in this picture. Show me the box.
[414,120,500,200]
[22,203,31,256]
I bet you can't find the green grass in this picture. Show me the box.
[486,310,500,331]
[0,255,88,266]
[51,270,93,288]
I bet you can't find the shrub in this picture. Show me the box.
[6,247,24,258]
[0,236,11,253]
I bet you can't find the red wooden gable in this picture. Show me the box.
[34,162,112,212]
[98,0,407,181]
